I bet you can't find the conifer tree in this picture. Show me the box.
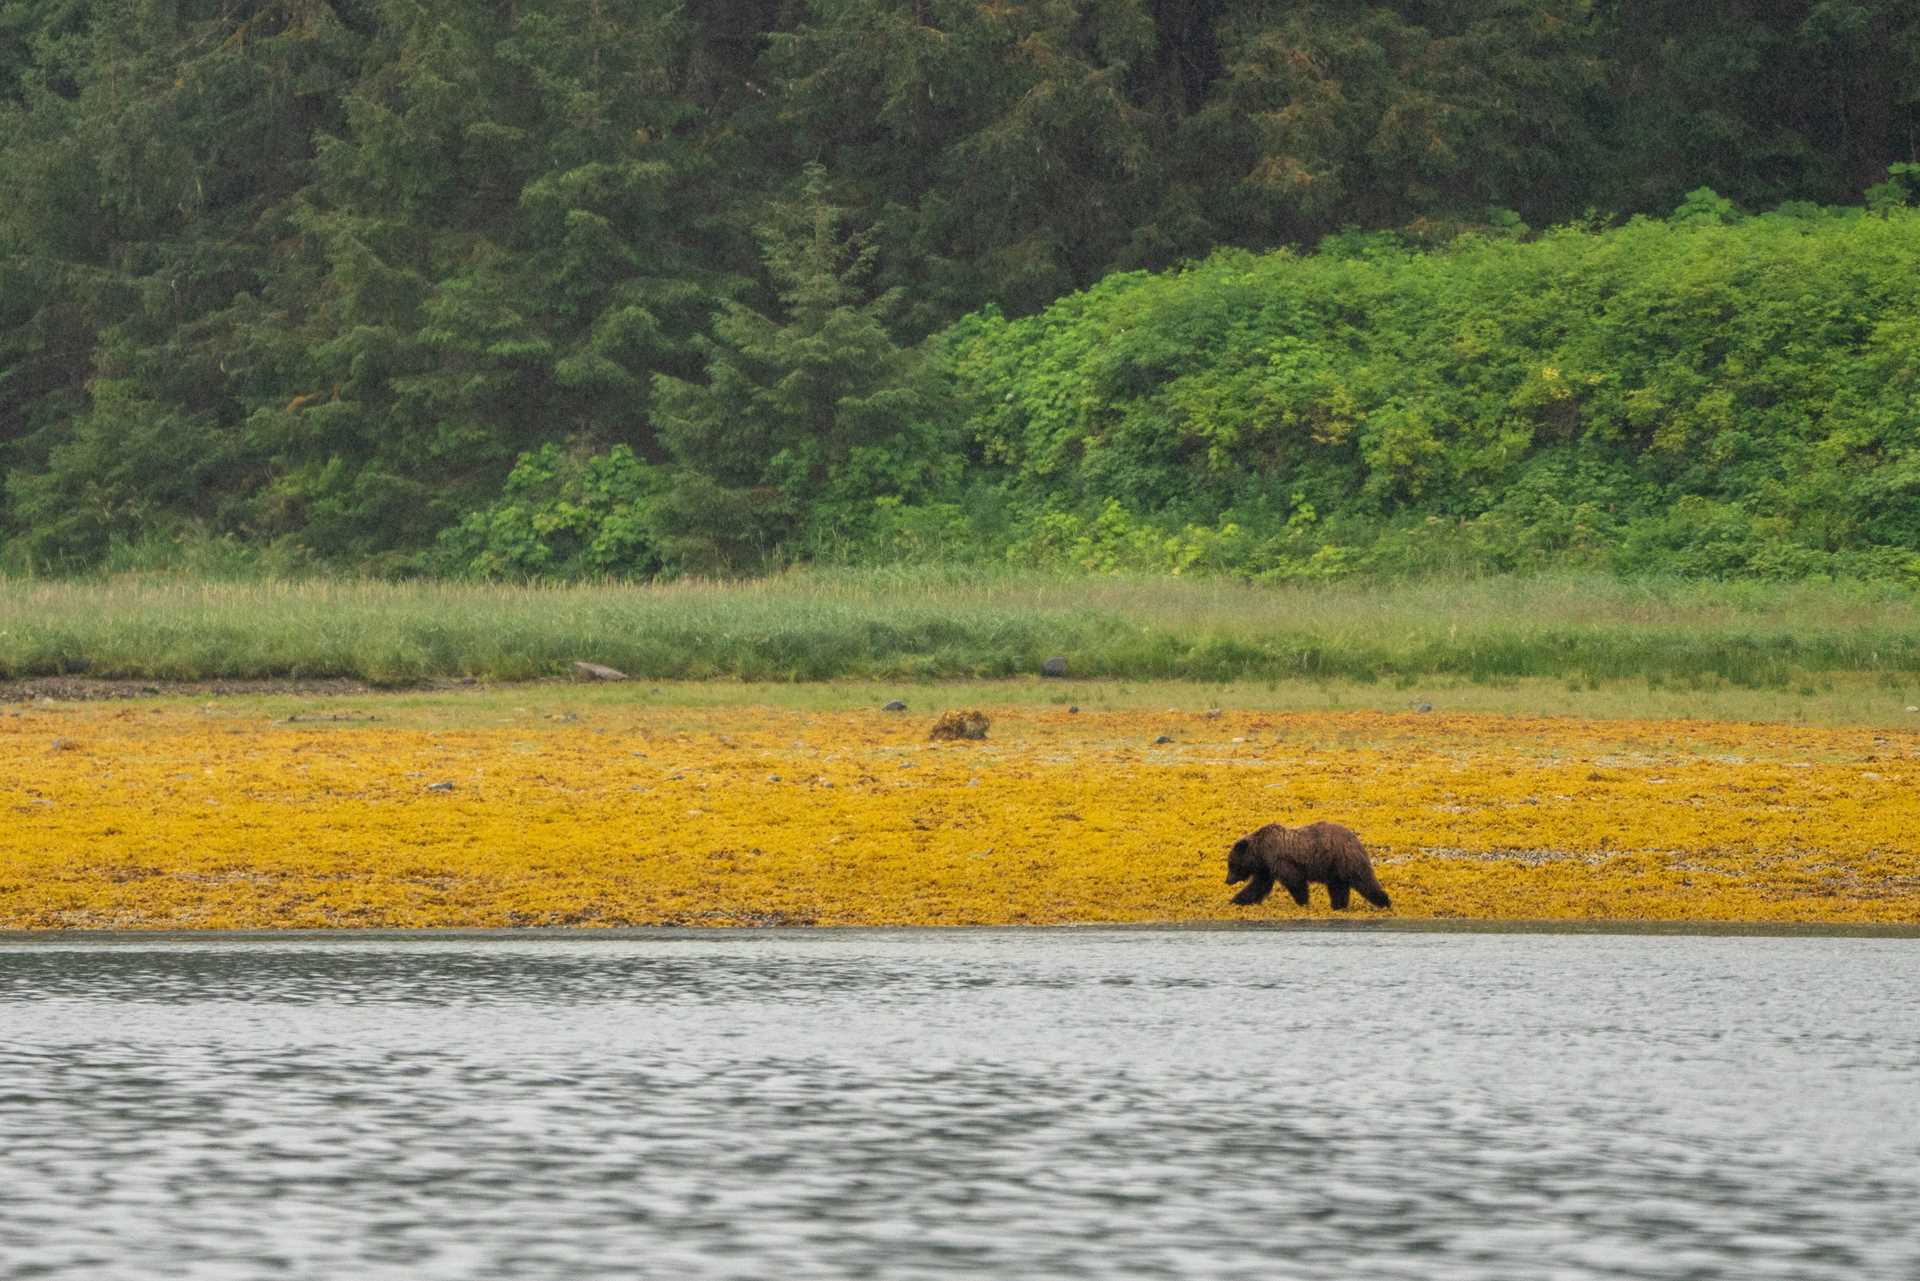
[768,0,1177,320]
[2,0,364,564]
[248,0,752,562]
[647,166,957,571]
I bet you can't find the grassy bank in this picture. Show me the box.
[6,692,1916,929]
[5,568,1920,690]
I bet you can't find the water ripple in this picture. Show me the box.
[3,932,1917,1279]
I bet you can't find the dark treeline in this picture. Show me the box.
[2,1,1918,576]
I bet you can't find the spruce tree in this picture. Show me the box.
[647,166,957,571]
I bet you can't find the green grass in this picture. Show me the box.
[109,674,1916,735]
[4,567,1919,692]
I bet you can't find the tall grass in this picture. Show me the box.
[3,568,1917,686]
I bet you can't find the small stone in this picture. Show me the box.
[882,699,908,712]
[1068,705,1079,714]
[571,661,627,681]
[1908,706,1919,713]
[767,774,782,783]
[425,781,455,792]
[1415,702,1434,713]
[49,737,75,752]
[1205,707,1222,718]
[1154,734,1174,745]
[1040,656,1068,678]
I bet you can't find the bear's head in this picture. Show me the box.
[1226,832,1276,904]
[1225,836,1258,886]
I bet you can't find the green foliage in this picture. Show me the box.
[1,0,748,570]
[4,2,1920,577]
[245,0,746,564]
[4,378,244,569]
[1865,162,1920,213]
[1598,2,1920,212]
[1189,2,1607,245]
[434,443,664,579]
[1671,187,1742,225]
[767,0,1178,320]
[647,166,961,572]
[932,208,1920,582]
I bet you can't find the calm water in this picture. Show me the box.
[3,928,1917,1280]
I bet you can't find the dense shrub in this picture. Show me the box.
[435,443,663,579]
[922,204,1920,581]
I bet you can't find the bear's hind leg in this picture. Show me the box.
[1327,880,1352,910]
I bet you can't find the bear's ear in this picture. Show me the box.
[1230,838,1247,857]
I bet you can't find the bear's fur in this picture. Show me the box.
[1226,821,1391,910]
[929,709,990,740]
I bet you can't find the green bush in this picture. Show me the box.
[915,204,1920,582]
[435,443,664,579]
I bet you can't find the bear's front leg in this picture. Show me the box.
[1232,870,1275,905]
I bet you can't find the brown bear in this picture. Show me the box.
[1226,821,1391,910]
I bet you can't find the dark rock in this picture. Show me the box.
[1153,734,1173,745]
[425,781,455,792]
[1040,656,1068,678]
[1068,705,1079,714]
[882,699,908,712]
[1414,702,1434,713]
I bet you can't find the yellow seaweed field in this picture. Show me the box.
[3,698,1918,929]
